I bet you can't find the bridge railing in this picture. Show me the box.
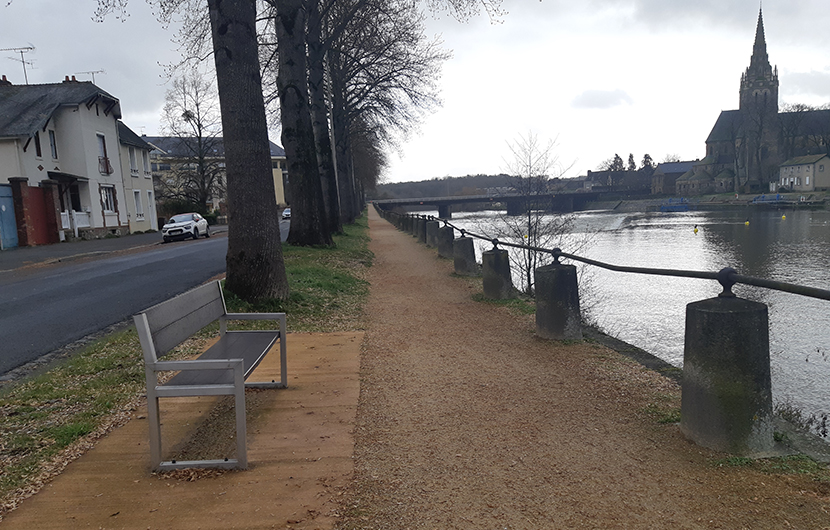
[373,204,830,457]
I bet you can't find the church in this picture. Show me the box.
[675,9,830,195]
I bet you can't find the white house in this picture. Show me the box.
[118,121,158,233]
[778,154,830,192]
[0,75,133,246]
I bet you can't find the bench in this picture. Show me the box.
[133,280,286,471]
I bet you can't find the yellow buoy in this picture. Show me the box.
[782,214,786,220]
[745,219,750,226]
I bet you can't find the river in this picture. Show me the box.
[436,207,830,433]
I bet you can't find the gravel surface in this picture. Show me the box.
[336,210,830,529]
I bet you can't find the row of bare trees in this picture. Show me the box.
[94,0,503,302]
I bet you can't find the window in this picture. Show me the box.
[142,150,151,176]
[133,190,144,219]
[97,134,112,174]
[807,176,810,186]
[147,190,153,215]
[34,131,42,158]
[129,147,138,176]
[101,186,116,212]
[49,130,58,159]
[821,165,825,172]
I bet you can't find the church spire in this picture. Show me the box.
[750,6,768,70]
[740,4,778,112]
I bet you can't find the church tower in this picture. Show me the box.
[739,7,778,113]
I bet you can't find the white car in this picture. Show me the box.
[162,213,210,242]
[282,207,291,220]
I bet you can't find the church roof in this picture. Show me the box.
[706,110,742,143]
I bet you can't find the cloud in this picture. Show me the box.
[781,70,830,100]
[571,89,634,109]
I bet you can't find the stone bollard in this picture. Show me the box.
[453,237,479,276]
[681,293,773,456]
[437,226,454,259]
[425,220,439,247]
[417,218,427,243]
[482,248,513,299]
[534,263,582,340]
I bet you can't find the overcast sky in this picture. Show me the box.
[2,0,830,183]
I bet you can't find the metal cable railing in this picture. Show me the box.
[381,209,830,302]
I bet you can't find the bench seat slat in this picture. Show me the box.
[164,331,279,387]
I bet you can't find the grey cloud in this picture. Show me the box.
[781,71,830,100]
[571,89,633,109]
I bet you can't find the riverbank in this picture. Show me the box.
[585,190,829,213]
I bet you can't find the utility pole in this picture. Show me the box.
[76,69,106,84]
[0,46,35,84]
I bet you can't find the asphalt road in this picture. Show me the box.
[0,219,290,376]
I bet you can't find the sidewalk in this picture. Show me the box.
[1,332,361,529]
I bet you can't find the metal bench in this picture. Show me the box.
[133,280,286,471]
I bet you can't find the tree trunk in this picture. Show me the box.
[307,1,342,234]
[276,0,333,246]
[331,79,356,225]
[207,0,289,301]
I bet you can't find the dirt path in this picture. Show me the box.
[337,209,830,529]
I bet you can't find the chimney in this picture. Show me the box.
[64,75,71,83]
[71,75,77,82]
[0,75,11,86]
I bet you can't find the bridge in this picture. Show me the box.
[372,190,604,218]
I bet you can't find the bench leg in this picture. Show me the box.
[147,392,163,470]
[234,363,248,469]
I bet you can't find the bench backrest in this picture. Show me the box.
[135,281,227,362]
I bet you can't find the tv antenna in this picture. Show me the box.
[0,46,35,84]
[76,69,106,84]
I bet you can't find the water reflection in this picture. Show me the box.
[446,208,830,424]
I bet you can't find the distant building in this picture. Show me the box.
[651,160,697,195]
[695,8,830,194]
[143,136,289,216]
[778,154,830,192]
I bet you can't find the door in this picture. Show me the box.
[0,184,18,249]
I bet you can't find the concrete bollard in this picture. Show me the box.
[453,237,479,276]
[482,248,513,299]
[534,263,582,340]
[437,226,454,259]
[425,220,439,247]
[680,295,773,455]
[417,218,427,243]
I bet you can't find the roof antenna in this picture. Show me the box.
[76,70,106,84]
[0,46,35,84]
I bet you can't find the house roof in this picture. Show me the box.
[143,135,286,158]
[117,121,152,150]
[780,154,828,167]
[654,161,697,175]
[0,80,121,138]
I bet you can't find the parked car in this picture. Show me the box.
[282,207,291,220]
[162,213,210,243]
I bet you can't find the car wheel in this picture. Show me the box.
[205,226,211,238]
[163,237,170,243]
[193,228,199,240]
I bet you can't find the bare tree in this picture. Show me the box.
[489,132,577,296]
[155,69,225,214]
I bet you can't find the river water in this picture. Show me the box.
[436,208,830,430]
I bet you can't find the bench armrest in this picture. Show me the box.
[220,313,286,335]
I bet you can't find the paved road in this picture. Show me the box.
[0,220,289,376]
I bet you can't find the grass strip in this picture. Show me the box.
[0,212,371,514]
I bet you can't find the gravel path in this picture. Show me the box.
[336,209,830,529]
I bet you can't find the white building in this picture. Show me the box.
[0,75,148,246]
